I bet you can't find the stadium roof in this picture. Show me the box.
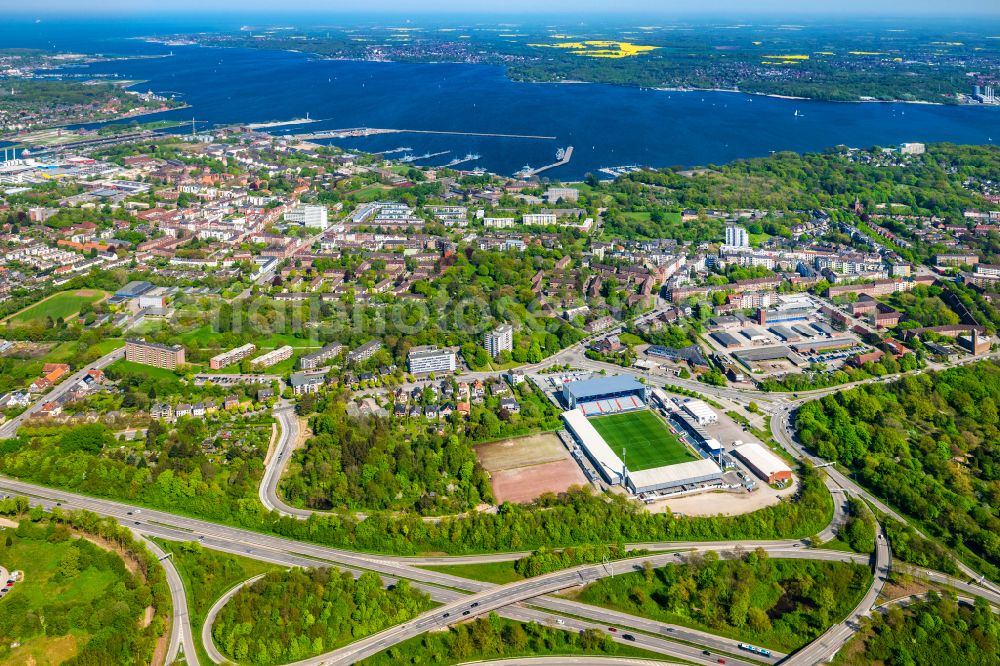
[562,408,624,477]
[563,375,644,402]
[627,458,722,490]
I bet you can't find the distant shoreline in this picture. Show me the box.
[168,36,976,107]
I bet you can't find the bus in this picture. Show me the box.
[738,643,772,657]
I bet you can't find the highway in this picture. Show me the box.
[192,545,769,666]
[143,536,201,666]
[769,400,1000,595]
[2,325,999,664]
[5,453,1000,666]
[781,524,891,666]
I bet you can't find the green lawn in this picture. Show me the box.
[106,358,181,382]
[418,560,524,585]
[590,410,697,471]
[0,527,123,664]
[177,326,322,351]
[622,211,651,222]
[5,290,108,326]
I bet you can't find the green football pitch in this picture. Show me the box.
[589,410,698,471]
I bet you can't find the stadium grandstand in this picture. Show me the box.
[561,377,724,496]
[561,375,648,413]
[562,407,627,484]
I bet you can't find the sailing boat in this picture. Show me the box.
[794,109,804,117]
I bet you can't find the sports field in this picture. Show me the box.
[5,290,107,326]
[590,410,697,471]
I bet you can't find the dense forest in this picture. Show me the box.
[282,402,493,514]
[0,500,170,665]
[263,465,830,555]
[0,418,269,525]
[153,539,277,664]
[283,382,564,515]
[576,549,871,652]
[212,568,432,665]
[835,594,999,666]
[513,542,643,578]
[0,426,831,554]
[796,361,1000,581]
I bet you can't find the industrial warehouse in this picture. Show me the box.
[560,376,724,497]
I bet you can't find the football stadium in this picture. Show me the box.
[560,376,723,496]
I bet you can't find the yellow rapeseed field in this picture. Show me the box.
[529,40,659,58]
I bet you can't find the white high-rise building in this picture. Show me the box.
[726,225,749,248]
[408,346,457,374]
[284,205,329,229]
[484,324,514,358]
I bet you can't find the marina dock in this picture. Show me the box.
[294,127,557,141]
[523,146,574,177]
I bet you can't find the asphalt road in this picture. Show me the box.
[770,401,1000,596]
[202,574,267,664]
[3,330,998,665]
[259,402,309,517]
[781,525,891,666]
[143,536,200,666]
[0,347,124,439]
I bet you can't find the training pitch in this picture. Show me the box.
[589,409,697,471]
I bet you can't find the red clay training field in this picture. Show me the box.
[476,433,588,504]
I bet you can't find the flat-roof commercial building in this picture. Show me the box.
[210,343,257,370]
[712,331,743,349]
[562,375,647,410]
[408,346,457,375]
[299,342,345,370]
[289,372,326,395]
[626,458,723,495]
[769,325,800,342]
[126,339,185,370]
[250,345,293,370]
[483,324,514,359]
[792,338,856,354]
[681,399,718,425]
[733,442,793,484]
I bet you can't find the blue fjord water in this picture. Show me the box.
[5,16,1000,178]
